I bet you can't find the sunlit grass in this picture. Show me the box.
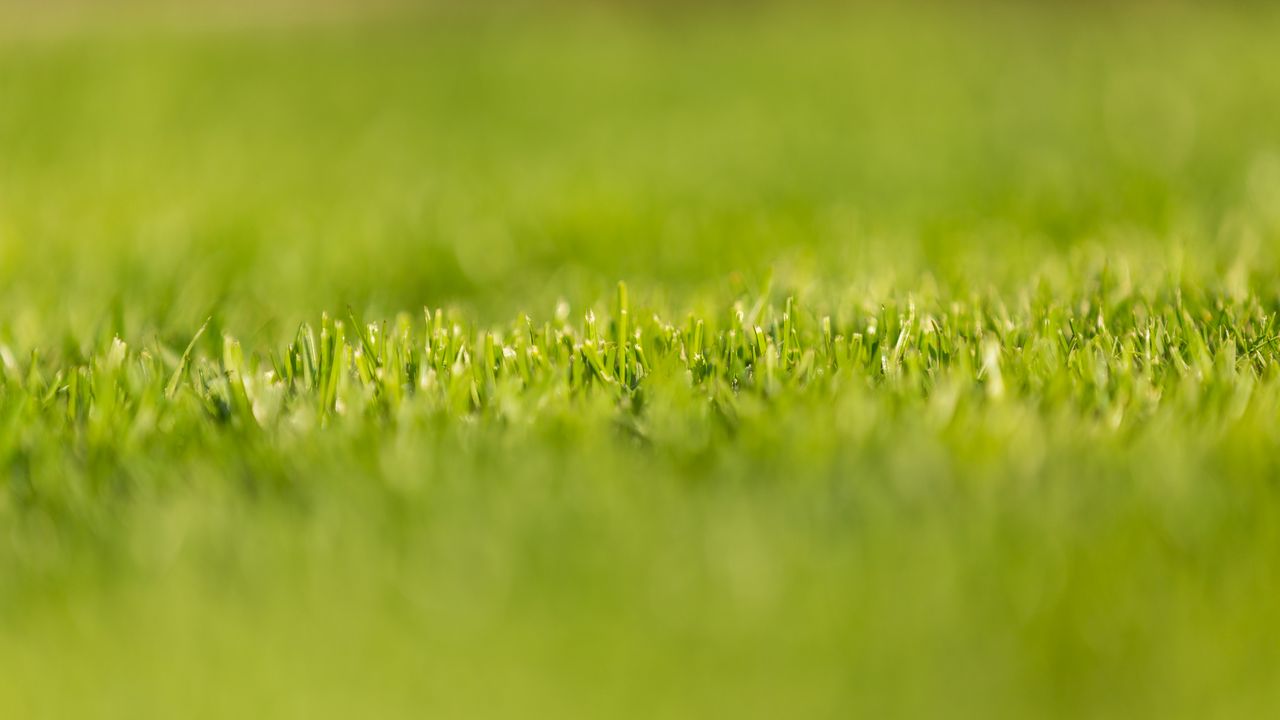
[4,2,1280,718]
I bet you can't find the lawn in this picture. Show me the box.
[3,1,1280,717]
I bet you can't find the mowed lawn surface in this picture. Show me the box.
[3,2,1280,717]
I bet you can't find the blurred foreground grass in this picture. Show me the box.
[3,1,1280,717]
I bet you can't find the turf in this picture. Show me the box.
[3,2,1280,717]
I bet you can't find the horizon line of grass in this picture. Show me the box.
[2,279,1278,443]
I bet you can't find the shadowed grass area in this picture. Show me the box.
[3,2,1280,718]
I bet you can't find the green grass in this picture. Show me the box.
[4,2,1280,717]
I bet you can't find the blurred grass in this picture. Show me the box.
[4,1,1280,718]
[3,1,1280,337]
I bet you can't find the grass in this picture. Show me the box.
[4,1,1280,717]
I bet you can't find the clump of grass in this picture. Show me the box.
[6,276,1280,718]
[6,277,1280,450]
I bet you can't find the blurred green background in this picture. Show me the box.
[3,1,1280,341]
[5,2,1280,718]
